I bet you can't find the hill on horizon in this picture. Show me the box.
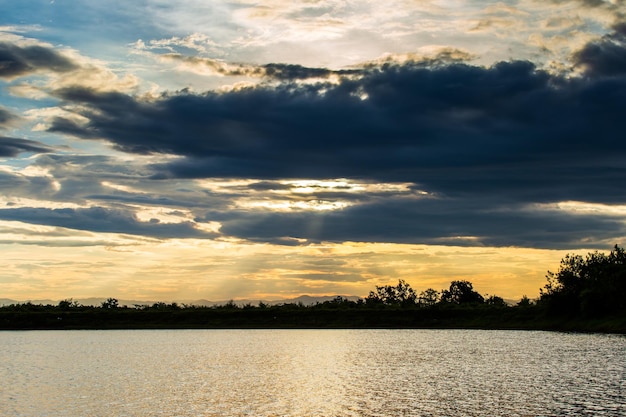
[0,295,362,308]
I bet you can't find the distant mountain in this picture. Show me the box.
[0,298,67,306]
[0,295,362,307]
[283,295,361,305]
[183,295,361,307]
[0,299,18,306]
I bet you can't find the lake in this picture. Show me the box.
[0,329,624,416]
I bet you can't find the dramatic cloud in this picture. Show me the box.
[2,1,626,301]
[27,38,624,249]
[48,57,626,204]
[0,206,217,239]
[0,107,9,123]
[0,37,140,101]
[573,22,626,76]
[0,41,77,79]
[158,54,364,80]
[208,196,626,249]
[0,106,16,127]
[0,137,53,157]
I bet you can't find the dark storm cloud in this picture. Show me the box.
[161,54,362,80]
[52,60,553,165]
[544,0,624,10]
[261,63,362,80]
[1,153,236,223]
[0,169,58,198]
[0,42,78,78]
[0,107,16,127]
[49,55,626,203]
[577,0,614,7]
[209,197,626,250]
[573,22,626,76]
[34,154,148,179]
[615,21,626,36]
[0,137,53,157]
[0,206,217,239]
[40,31,626,248]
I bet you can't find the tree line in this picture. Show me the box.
[364,244,626,319]
[0,279,517,313]
[1,246,625,331]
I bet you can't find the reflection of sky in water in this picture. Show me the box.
[0,329,624,416]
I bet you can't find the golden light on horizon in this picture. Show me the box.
[0,221,593,303]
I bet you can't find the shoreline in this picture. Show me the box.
[2,307,624,334]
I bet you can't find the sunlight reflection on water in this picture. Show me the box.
[0,329,624,416]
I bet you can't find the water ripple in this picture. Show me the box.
[0,329,624,416]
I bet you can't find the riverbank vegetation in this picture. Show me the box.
[2,246,625,333]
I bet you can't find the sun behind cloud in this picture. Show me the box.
[0,0,625,303]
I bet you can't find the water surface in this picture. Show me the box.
[0,329,624,416]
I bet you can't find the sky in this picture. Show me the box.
[1,0,626,303]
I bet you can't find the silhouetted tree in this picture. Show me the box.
[516,295,533,307]
[101,298,119,309]
[485,295,507,307]
[321,296,356,309]
[419,288,440,307]
[440,280,484,304]
[540,245,626,316]
[58,299,80,310]
[219,300,238,310]
[366,279,417,306]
